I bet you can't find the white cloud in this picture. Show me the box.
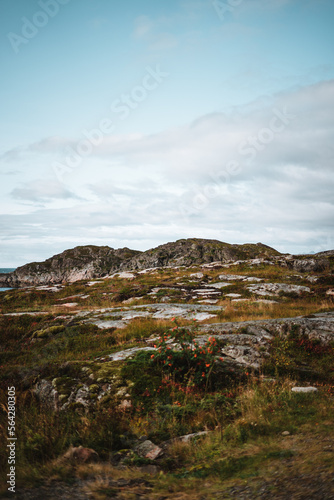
[1,80,333,265]
[11,180,80,203]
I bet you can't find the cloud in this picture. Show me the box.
[4,80,334,186]
[1,79,333,264]
[28,136,72,153]
[1,146,25,163]
[3,170,21,176]
[0,136,72,163]
[11,180,80,202]
[42,79,328,201]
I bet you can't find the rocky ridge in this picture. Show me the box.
[1,248,334,500]
[0,239,332,287]
[0,245,140,287]
[26,310,334,413]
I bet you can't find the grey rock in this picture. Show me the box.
[99,311,334,372]
[194,289,221,297]
[122,296,144,304]
[202,261,225,269]
[219,274,263,282]
[178,431,209,442]
[3,238,330,288]
[3,311,49,316]
[112,271,136,279]
[84,303,224,330]
[247,283,311,296]
[199,299,219,304]
[134,440,163,460]
[290,258,329,273]
[161,431,210,450]
[205,282,230,289]
[0,245,140,287]
[122,240,279,272]
[54,302,78,308]
[33,379,59,411]
[291,386,318,393]
[61,384,91,410]
[196,312,334,369]
[105,346,156,362]
[189,272,204,278]
[306,276,319,283]
[0,239,281,287]
[160,296,171,302]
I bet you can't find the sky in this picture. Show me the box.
[0,0,334,267]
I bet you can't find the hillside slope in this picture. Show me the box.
[122,239,280,270]
[0,238,331,287]
[1,245,140,287]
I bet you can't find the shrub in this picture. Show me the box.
[150,322,223,389]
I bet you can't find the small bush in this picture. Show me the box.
[150,322,223,389]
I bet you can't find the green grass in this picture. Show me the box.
[0,262,333,497]
[1,375,332,496]
[262,326,334,382]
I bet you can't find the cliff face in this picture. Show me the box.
[0,239,331,288]
[121,239,281,270]
[0,245,141,287]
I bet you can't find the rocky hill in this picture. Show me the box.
[121,239,280,270]
[0,238,331,287]
[0,245,140,287]
[0,242,333,499]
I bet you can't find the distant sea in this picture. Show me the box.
[0,268,16,292]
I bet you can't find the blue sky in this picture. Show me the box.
[0,0,334,266]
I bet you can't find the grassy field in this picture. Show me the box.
[0,261,333,498]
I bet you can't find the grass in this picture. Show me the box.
[0,262,333,497]
[112,317,186,343]
[0,388,130,490]
[3,266,332,321]
[0,315,197,376]
[149,380,334,498]
[211,297,334,323]
[262,324,334,382]
[1,376,332,498]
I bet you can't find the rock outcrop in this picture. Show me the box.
[1,238,332,288]
[121,239,280,270]
[285,257,330,273]
[197,311,334,369]
[96,311,334,372]
[30,312,334,413]
[0,245,140,287]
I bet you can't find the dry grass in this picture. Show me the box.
[1,375,333,499]
[112,317,176,343]
[236,377,295,424]
[1,262,333,498]
[205,297,334,324]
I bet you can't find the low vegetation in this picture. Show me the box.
[0,258,333,498]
